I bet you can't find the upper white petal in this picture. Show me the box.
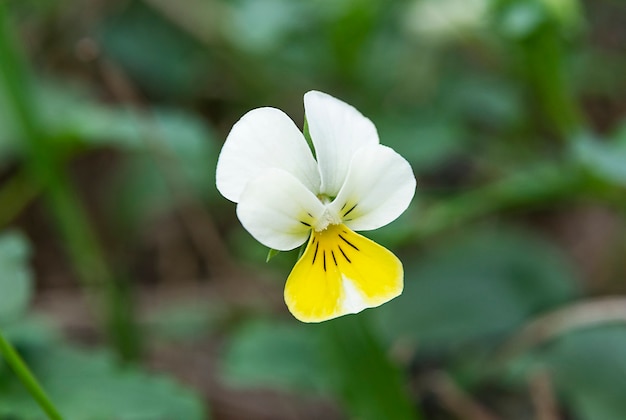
[304,91,379,197]
[328,145,416,231]
[237,168,327,251]
[216,107,320,203]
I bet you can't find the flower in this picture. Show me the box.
[216,91,416,322]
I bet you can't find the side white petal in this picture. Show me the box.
[304,91,379,197]
[329,145,416,231]
[216,107,320,203]
[237,168,326,251]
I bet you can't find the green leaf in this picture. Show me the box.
[0,231,33,325]
[534,326,626,420]
[493,0,583,39]
[319,316,420,420]
[220,320,328,393]
[375,228,579,347]
[224,0,307,52]
[376,114,466,171]
[102,108,219,230]
[266,248,281,262]
[494,0,548,39]
[220,318,421,419]
[1,84,221,223]
[0,345,207,419]
[574,132,626,185]
[97,1,211,99]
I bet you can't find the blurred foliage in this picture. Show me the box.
[0,232,32,324]
[1,0,626,418]
[376,228,580,347]
[0,232,206,419]
[533,326,626,420]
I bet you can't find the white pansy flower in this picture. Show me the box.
[216,91,416,323]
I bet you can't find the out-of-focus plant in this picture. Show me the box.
[0,231,207,419]
[2,0,626,418]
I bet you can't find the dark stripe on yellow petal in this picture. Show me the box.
[338,245,351,263]
[339,234,359,251]
[312,242,319,265]
[284,224,403,323]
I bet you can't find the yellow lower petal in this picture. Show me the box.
[284,224,403,323]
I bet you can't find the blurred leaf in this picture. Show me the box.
[221,317,420,419]
[108,108,220,223]
[0,231,32,325]
[2,83,219,185]
[220,320,328,393]
[534,326,626,420]
[0,345,206,419]
[377,114,466,171]
[84,109,217,183]
[376,229,579,346]
[2,81,220,235]
[319,316,419,420]
[494,0,548,38]
[98,1,210,99]
[444,75,524,130]
[224,0,306,52]
[493,0,583,39]
[0,316,58,383]
[1,316,57,349]
[574,133,626,186]
[41,84,219,172]
[404,0,489,41]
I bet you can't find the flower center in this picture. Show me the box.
[313,195,341,232]
[314,208,341,232]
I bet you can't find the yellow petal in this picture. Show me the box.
[284,224,403,323]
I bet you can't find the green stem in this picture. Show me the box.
[521,25,584,140]
[0,332,64,420]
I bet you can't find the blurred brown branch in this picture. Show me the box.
[497,296,626,364]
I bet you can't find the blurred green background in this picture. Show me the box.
[1,0,626,419]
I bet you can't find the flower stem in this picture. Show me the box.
[0,332,64,420]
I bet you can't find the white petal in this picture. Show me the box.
[328,145,416,231]
[237,168,327,251]
[304,91,379,197]
[216,107,320,203]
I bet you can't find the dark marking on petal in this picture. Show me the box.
[300,221,311,227]
[307,212,313,217]
[343,203,358,217]
[338,245,351,263]
[340,202,347,211]
[323,251,326,272]
[339,234,359,251]
[331,250,338,266]
[312,242,319,265]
